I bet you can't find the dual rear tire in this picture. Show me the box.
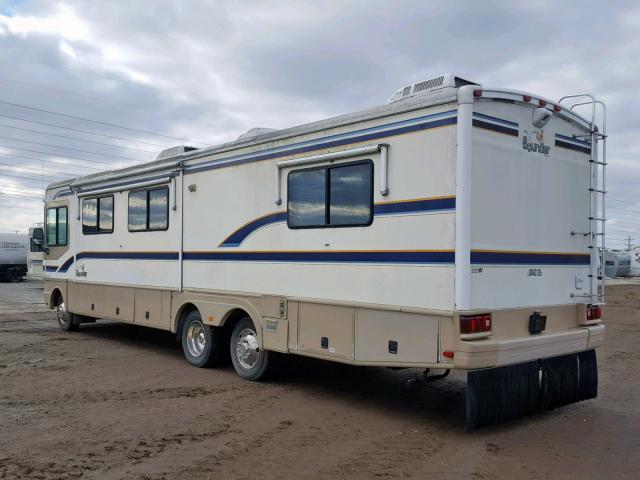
[180,311,271,380]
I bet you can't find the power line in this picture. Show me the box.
[0,112,171,148]
[0,77,144,111]
[0,98,213,146]
[0,134,142,161]
[0,152,106,172]
[0,191,43,200]
[1,171,62,183]
[0,145,121,168]
[0,122,159,154]
[0,160,72,178]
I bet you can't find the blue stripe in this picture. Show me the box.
[555,133,590,147]
[471,251,590,265]
[374,197,456,215]
[48,249,590,270]
[58,257,75,272]
[473,119,519,136]
[183,250,455,264]
[76,251,179,261]
[555,134,591,154]
[186,114,457,174]
[472,112,519,128]
[219,197,456,247]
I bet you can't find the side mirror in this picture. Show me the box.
[32,228,48,253]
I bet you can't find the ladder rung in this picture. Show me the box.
[588,188,606,193]
[589,160,607,165]
[571,231,591,236]
[589,217,606,221]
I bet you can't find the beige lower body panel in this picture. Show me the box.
[455,324,605,369]
[44,280,605,370]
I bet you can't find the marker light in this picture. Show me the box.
[553,104,562,112]
[473,89,482,97]
[460,313,492,334]
[523,95,532,102]
[587,304,602,321]
[539,99,547,107]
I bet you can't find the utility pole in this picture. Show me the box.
[627,235,633,251]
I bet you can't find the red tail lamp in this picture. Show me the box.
[587,304,602,321]
[460,313,492,334]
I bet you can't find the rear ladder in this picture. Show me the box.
[560,94,607,305]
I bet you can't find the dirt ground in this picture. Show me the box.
[0,281,638,480]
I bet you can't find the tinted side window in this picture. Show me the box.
[288,169,327,227]
[99,196,114,232]
[149,188,168,230]
[46,208,57,245]
[287,161,373,229]
[128,190,147,231]
[128,187,169,232]
[82,198,98,234]
[46,206,68,246]
[83,196,114,234]
[329,163,372,226]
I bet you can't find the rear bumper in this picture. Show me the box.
[454,323,605,369]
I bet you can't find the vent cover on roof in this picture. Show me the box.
[237,127,278,141]
[388,73,477,103]
[156,145,198,160]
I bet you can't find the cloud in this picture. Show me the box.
[0,0,638,248]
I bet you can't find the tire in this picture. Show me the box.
[181,310,226,368]
[56,299,79,332]
[230,316,271,381]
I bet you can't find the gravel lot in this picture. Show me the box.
[0,280,638,479]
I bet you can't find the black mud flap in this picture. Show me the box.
[466,350,598,430]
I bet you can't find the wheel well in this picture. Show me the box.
[222,308,251,336]
[51,288,63,309]
[175,303,199,338]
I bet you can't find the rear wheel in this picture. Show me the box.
[181,310,226,367]
[230,317,271,381]
[56,299,79,332]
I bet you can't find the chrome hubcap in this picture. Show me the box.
[56,302,67,326]
[236,328,260,369]
[186,320,207,357]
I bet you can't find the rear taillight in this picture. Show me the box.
[460,313,492,334]
[473,89,482,97]
[587,304,602,321]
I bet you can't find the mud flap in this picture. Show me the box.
[466,350,598,430]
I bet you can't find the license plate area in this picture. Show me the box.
[529,312,547,335]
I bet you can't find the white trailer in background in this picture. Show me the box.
[0,233,28,282]
[630,246,640,277]
[40,74,607,429]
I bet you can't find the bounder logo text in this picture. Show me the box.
[522,130,550,155]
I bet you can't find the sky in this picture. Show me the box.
[0,0,638,249]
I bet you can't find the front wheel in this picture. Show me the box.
[230,317,271,381]
[56,300,79,332]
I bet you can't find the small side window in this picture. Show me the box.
[46,206,68,246]
[82,195,114,234]
[128,186,169,232]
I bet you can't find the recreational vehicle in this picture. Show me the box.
[0,232,28,282]
[40,74,607,428]
[603,249,630,278]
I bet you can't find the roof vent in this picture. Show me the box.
[388,73,478,103]
[237,127,278,141]
[156,145,198,160]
